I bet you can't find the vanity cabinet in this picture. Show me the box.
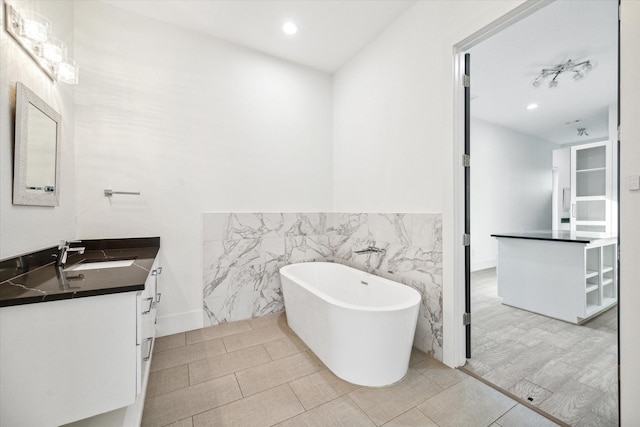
[65,259,162,427]
[0,257,161,427]
[0,292,137,427]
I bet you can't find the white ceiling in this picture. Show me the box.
[105,0,616,145]
[469,0,618,145]
[105,0,416,73]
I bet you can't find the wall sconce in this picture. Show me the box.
[5,2,79,84]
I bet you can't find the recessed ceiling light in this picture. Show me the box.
[526,103,539,110]
[282,22,298,35]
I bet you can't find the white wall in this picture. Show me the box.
[334,0,640,421]
[619,1,640,422]
[332,1,526,214]
[73,3,333,335]
[331,0,526,366]
[0,1,76,258]
[470,119,555,271]
[2,0,640,421]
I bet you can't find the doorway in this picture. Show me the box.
[456,1,619,425]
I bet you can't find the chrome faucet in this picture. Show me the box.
[55,266,84,291]
[56,240,85,267]
[353,246,386,255]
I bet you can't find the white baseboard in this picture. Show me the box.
[156,310,203,337]
[471,259,496,272]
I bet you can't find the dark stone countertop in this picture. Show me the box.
[0,238,160,307]
[491,230,617,244]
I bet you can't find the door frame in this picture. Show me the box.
[451,0,552,368]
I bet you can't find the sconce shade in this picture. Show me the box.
[5,3,79,85]
[57,59,78,84]
[41,38,67,63]
[17,10,50,43]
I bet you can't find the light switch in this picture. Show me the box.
[629,175,640,191]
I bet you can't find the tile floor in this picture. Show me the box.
[142,311,560,427]
[466,268,618,426]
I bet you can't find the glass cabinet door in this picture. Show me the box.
[571,142,610,233]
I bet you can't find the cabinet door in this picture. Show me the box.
[570,141,611,233]
[0,293,137,427]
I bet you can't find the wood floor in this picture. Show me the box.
[466,268,618,426]
[142,311,560,427]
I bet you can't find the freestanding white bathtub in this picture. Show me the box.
[280,262,421,387]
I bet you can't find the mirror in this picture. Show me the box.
[13,82,61,206]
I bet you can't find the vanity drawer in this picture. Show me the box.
[137,259,160,344]
[136,334,154,395]
[136,260,160,394]
[137,295,156,344]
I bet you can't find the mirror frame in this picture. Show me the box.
[13,82,62,206]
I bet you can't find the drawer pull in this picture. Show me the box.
[152,268,162,304]
[143,337,154,361]
[141,297,154,314]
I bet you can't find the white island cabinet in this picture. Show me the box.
[493,231,617,324]
[0,254,160,427]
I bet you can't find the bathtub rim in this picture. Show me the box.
[280,261,421,313]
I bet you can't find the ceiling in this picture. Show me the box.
[105,0,416,73]
[104,0,616,145]
[469,0,618,145]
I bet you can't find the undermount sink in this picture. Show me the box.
[65,259,135,272]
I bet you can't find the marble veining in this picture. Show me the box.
[5,279,48,295]
[203,212,443,360]
[0,243,159,307]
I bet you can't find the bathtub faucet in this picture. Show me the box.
[353,246,386,255]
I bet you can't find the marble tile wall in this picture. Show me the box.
[203,212,443,360]
[328,213,443,361]
[203,213,331,326]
